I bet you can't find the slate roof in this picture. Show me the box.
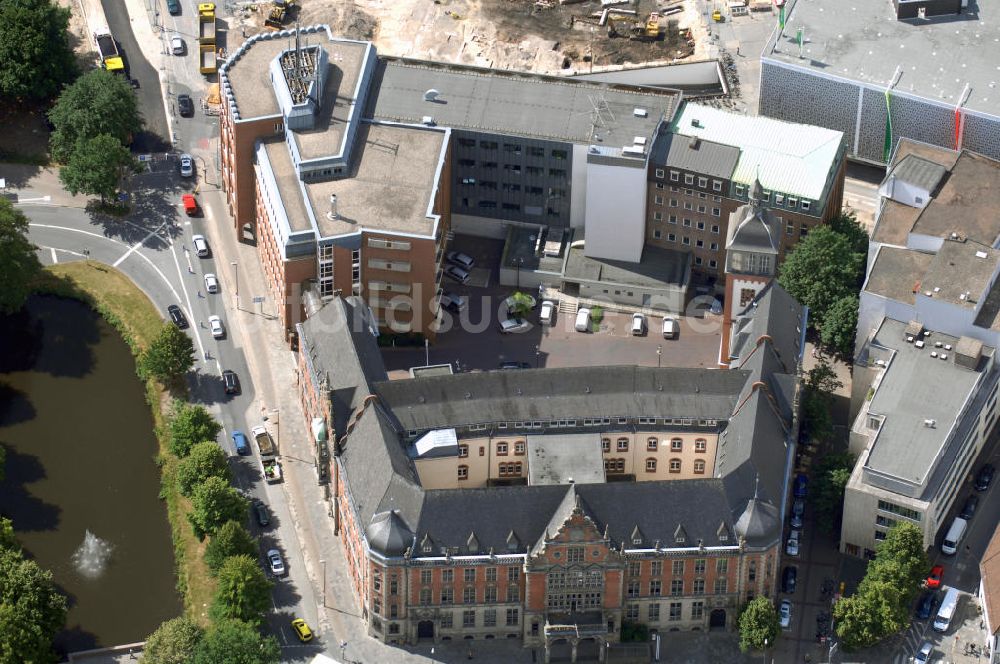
[726,200,781,255]
[729,282,806,375]
[374,366,748,432]
[653,132,740,181]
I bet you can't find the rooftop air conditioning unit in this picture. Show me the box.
[924,419,936,428]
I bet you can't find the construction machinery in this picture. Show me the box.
[93,28,125,73]
[198,3,217,45]
[606,12,663,41]
[264,0,295,29]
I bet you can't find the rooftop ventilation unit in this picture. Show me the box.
[924,419,936,428]
[424,89,440,102]
[915,340,925,348]
[633,108,648,117]
[326,194,338,220]
[691,118,702,128]
[976,251,989,259]
[940,353,948,361]
[422,116,436,126]
[633,136,647,146]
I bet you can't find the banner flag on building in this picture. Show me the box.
[779,5,786,30]
[883,90,894,163]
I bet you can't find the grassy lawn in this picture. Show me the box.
[35,262,216,626]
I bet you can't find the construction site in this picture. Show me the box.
[236,0,713,75]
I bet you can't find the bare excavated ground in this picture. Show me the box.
[240,0,705,75]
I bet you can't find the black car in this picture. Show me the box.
[498,361,531,370]
[254,502,270,527]
[222,370,240,395]
[167,304,188,329]
[916,591,938,620]
[975,464,996,491]
[178,94,194,118]
[960,494,980,520]
[782,565,797,594]
[165,0,180,15]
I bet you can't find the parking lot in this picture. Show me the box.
[382,234,723,376]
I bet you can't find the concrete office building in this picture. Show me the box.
[294,285,806,656]
[645,102,846,285]
[219,26,682,340]
[844,140,1000,557]
[759,0,1000,165]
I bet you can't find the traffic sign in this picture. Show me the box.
[252,296,265,303]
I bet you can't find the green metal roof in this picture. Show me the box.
[672,102,844,201]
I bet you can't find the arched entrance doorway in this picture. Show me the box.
[417,620,434,639]
[576,637,601,661]
[548,638,572,662]
[709,609,727,630]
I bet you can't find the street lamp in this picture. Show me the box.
[319,558,326,609]
[535,344,541,368]
[231,261,239,309]
[339,641,348,661]
[515,257,524,290]
[763,638,768,664]
[657,345,662,368]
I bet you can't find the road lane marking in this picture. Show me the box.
[113,221,167,267]
[15,195,52,204]
[50,248,58,264]
[165,224,208,362]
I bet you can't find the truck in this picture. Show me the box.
[93,29,125,73]
[251,425,282,484]
[198,3,216,45]
[264,0,295,29]
[199,44,217,74]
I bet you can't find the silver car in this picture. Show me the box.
[170,36,185,55]
[209,315,225,339]
[192,234,209,257]
[266,549,285,576]
[204,273,219,294]
[179,154,194,178]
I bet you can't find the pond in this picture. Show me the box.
[0,295,182,654]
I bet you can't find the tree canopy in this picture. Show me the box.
[820,294,860,360]
[0,0,77,102]
[209,555,273,625]
[0,547,67,663]
[48,69,141,163]
[140,324,195,386]
[0,200,42,315]
[810,452,855,535]
[828,211,869,257]
[59,133,137,202]
[141,616,204,664]
[188,476,248,540]
[778,226,863,326]
[168,402,221,458]
[191,620,280,664]
[738,596,780,652]
[204,521,258,574]
[0,517,18,552]
[176,441,230,496]
[834,522,929,650]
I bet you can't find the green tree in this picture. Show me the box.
[168,402,221,458]
[506,291,535,317]
[738,596,780,652]
[58,134,137,202]
[807,358,843,394]
[48,69,142,163]
[208,555,273,625]
[140,324,195,385]
[870,522,928,592]
[0,548,67,663]
[777,226,864,329]
[820,294,860,360]
[176,441,230,496]
[810,452,855,534]
[141,616,204,664]
[828,211,869,257]
[204,521,258,574]
[188,476,248,540]
[0,0,77,102]
[0,200,42,315]
[192,620,280,664]
[833,580,907,650]
[0,517,18,552]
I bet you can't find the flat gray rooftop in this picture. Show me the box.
[910,151,1000,244]
[920,239,1000,309]
[864,246,933,305]
[767,0,1000,117]
[565,245,691,289]
[303,123,445,238]
[367,59,679,146]
[526,434,605,486]
[290,52,367,161]
[262,139,312,233]
[865,318,987,486]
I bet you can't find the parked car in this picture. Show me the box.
[178,94,194,117]
[960,494,980,520]
[499,317,530,334]
[209,315,225,339]
[165,0,180,14]
[790,499,805,529]
[291,618,314,643]
[438,292,466,313]
[661,317,679,339]
[179,153,194,177]
[782,566,797,594]
[916,591,938,620]
[444,264,470,284]
[167,304,188,329]
[914,641,933,664]
[926,564,944,589]
[499,361,531,370]
[266,549,285,576]
[785,530,800,557]
[254,502,270,527]
[222,369,240,395]
[779,599,792,628]
[793,473,808,498]
[975,464,996,491]
[170,36,185,55]
[204,273,219,294]
[445,250,475,270]
[539,300,555,326]
[631,313,646,336]
[192,234,209,257]
[231,430,250,455]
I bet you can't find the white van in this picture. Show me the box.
[933,587,961,632]
[662,317,679,339]
[575,308,592,333]
[942,517,968,555]
[539,300,555,326]
[631,313,646,336]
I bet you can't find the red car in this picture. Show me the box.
[927,565,943,589]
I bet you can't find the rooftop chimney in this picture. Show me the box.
[327,194,338,220]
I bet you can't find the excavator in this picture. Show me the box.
[606,12,663,41]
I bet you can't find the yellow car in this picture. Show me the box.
[291,618,314,642]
